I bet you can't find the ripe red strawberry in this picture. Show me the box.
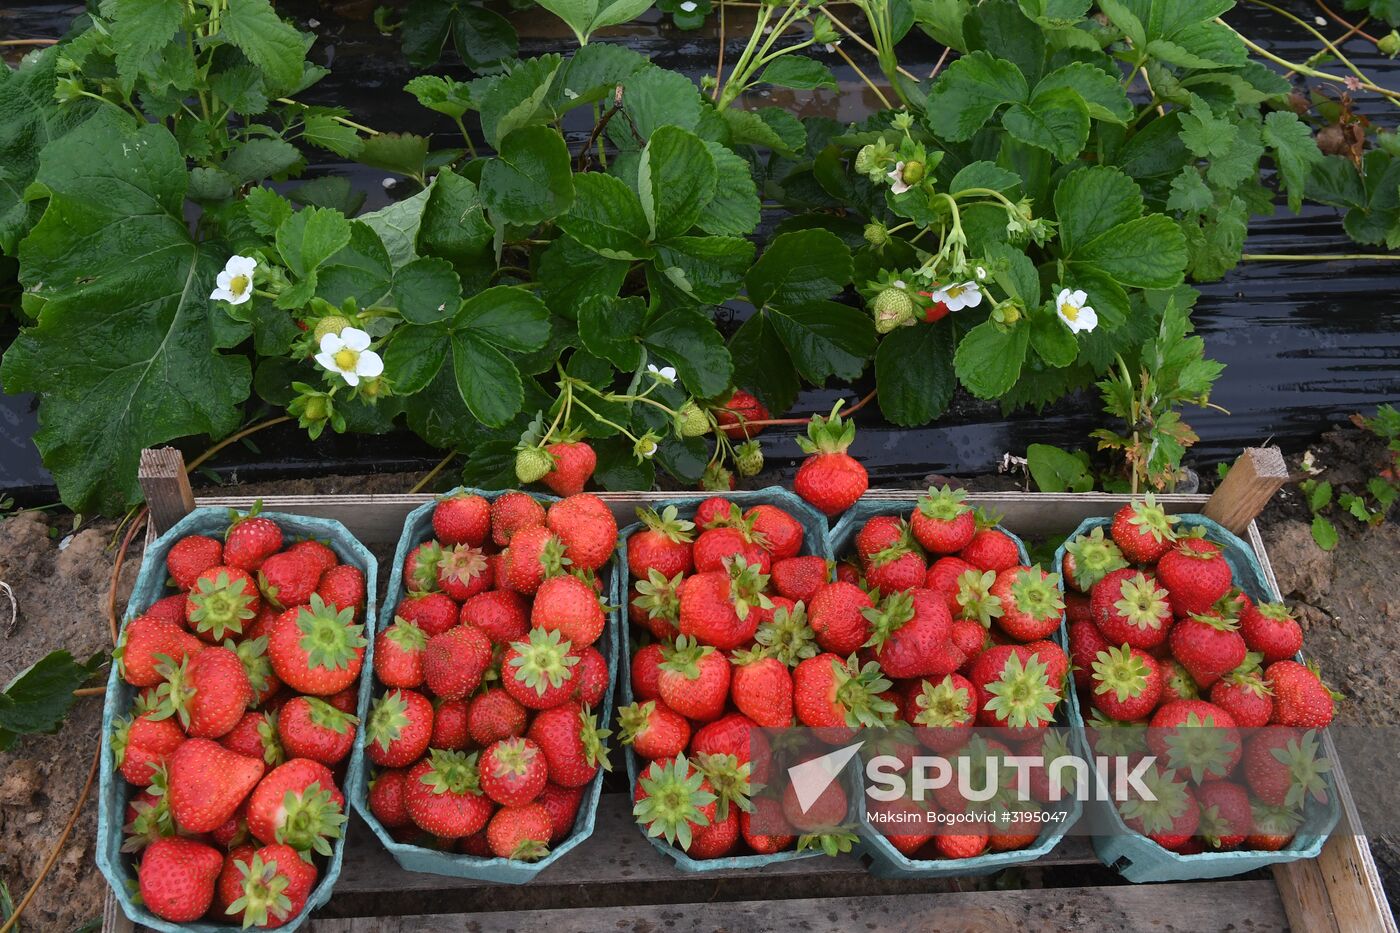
[780,765,848,832]
[433,492,491,547]
[1120,765,1198,851]
[770,556,828,603]
[934,832,989,860]
[397,591,459,637]
[864,588,960,679]
[374,616,427,688]
[1169,612,1247,688]
[1068,619,1110,690]
[793,653,895,742]
[112,713,185,786]
[925,556,976,611]
[469,689,528,747]
[1157,536,1233,617]
[728,649,794,727]
[570,644,609,708]
[224,508,283,572]
[246,758,346,851]
[1240,601,1304,663]
[186,566,261,642]
[1242,727,1331,808]
[854,514,904,563]
[1091,568,1172,650]
[1089,645,1162,721]
[693,496,738,529]
[678,561,770,650]
[1194,779,1251,849]
[740,795,795,854]
[657,637,731,721]
[536,782,585,844]
[501,525,567,596]
[970,646,1060,732]
[403,540,444,594]
[1061,527,1128,592]
[277,696,358,766]
[1109,496,1178,564]
[628,506,695,579]
[316,563,365,617]
[229,843,318,928]
[1210,665,1274,727]
[502,628,581,709]
[154,646,252,739]
[793,401,867,516]
[693,524,770,575]
[423,625,492,700]
[1248,801,1303,851]
[990,566,1065,641]
[368,768,411,827]
[532,573,605,646]
[541,441,597,496]
[950,618,988,660]
[633,754,718,850]
[714,389,769,439]
[618,700,691,760]
[808,581,874,655]
[214,843,257,922]
[437,544,492,602]
[221,710,284,767]
[960,527,1020,573]
[266,596,366,695]
[167,738,265,833]
[528,702,610,787]
[1147,700,1241,782]
[631,642,665,702]
[430,697,470,750]
[487,803,553,860]
[865,543,926,594]
[138,836,224,922]
[406,749,494,837]
[745,504,804,560]
[480,737,549,807]
[167,536,223,591]
[460,589,529,645]
[491,491,547,547]
[688,807,740,859]
[287,539,338,578]
[145,593,190,627]
[1266,660,1335,728]
[116,613,204,687]
[258,550,321,610]
[630,570,682,641]
[911,485,976,554]
[904,673,977,753]
[1026,639,1070,691]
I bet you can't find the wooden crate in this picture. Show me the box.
[103,453,1395,932]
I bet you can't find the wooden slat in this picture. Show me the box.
[139,447,195,535]
[1203,447,1289,535]
[308,880,1289,933]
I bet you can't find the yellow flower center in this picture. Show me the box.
[1060,302,1079,321]
[945,284,965,299]
[333,348,359,371]
[230,274,250,296]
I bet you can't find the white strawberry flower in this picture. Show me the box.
[210,255,256,305]
[974,265,988,281]
[1056,288,1098,334]
[679,0,697,10]
[647,363,677,384]
[887,161,911,195]
[931,281,982,312]
[315,327,384,387]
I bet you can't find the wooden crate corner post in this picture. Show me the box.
[138,447,195,537]
[1201,446,1288,535]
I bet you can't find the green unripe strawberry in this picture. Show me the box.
[735,441,763,477]
[515,446,554,484]
[901,160,925,184]
[873,288,915,333]
[863,222,890,247]
[676,401,710,438]
[313,316,352,343]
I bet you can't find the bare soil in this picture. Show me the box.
[1,439,1395,928]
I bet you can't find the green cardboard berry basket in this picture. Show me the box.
[96,508,378,933]
[615,487,866,871]
[348,487,620,884]
[1056,514,1341,882]
[829,497,1083,878]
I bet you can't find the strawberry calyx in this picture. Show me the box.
[256,712,285,766]
[1171,537,1222,561]
[634,570,683,623]
[1062,527,1128,589]
[1162,660,1200,700]
[1086,710,1149,758]
[304,696,358,734]
[700,462,735,492]
[795,400,856,456]
[488,736,540,779]
[1272,730,1334,808]
[693,752,753,820]
[110,714,134,766]
[637,505,696,543]
[577,705,612,771]
[1092,645,1153,702]
[1008,568,1065,621]
[407,541,445,594]
[384,616,428,653]
[439,543,489,587]
[228,852,294,928]
[1161,711,1238,783]
[1251,801,1304,837]
[1256,601,1297,624]
[506,628,580,695]
[915,484,970,522]
[955,569,1004,627]
[633,754,716,850]
[1126,494,1179,543]
[1221,663,1271,697]
[658,635,714,680]
[121,767,174,853]
[833,655,898,728]
[912,675,973,728]
[983,653,1059,729]
[617,701,659,746]
[230,635,275,697]
[150,654,198,730]
[368,689,414,751]
[796,829,859,856]
[188,570,257,640]
[419,748,482,797]
[295,595,368,672]
[724,556,773,621]
[536,534,572,578]
[1119,767,1191,836]
[1185,611,1240,633]
[861,590,915,650]
[753,602,818,667]
[510,835,551,861]
[224,499,266,533]
[1112,574,1171,631]
[277,780,348,856]
[1198,802,1236,849]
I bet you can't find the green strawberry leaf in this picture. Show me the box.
[745,228,853,309]
[953,320,1029,399]
[875,321,956,426]
[534,0,655,45]
[480,125,575,226]
[220,0,307,94]
[640,125,718,241]
[0,651,106,751]
[758,56,839,91]
[558,172,655,260]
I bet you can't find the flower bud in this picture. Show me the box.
[515,446,554,484]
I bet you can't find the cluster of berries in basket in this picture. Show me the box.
[113,507,367,926]
[1066,496,1336,854]
[363,491,613,863]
